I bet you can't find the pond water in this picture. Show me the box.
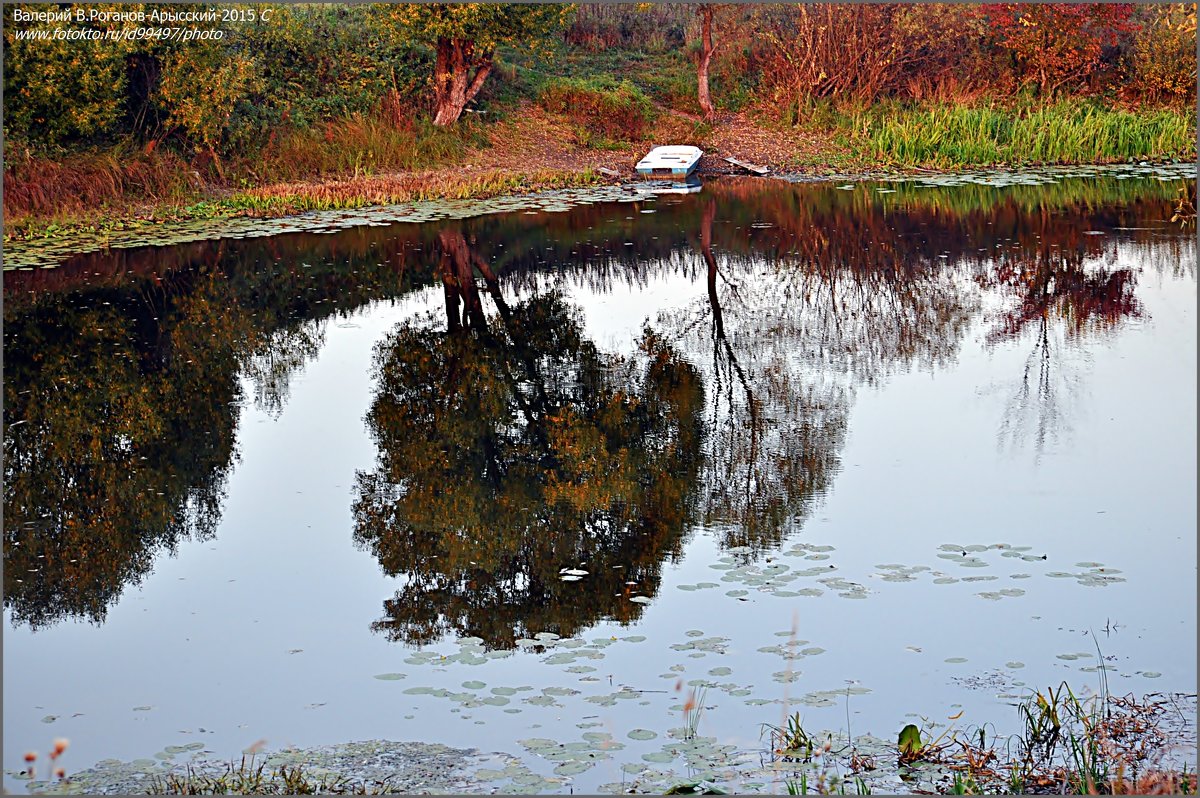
[3,168,1196,794]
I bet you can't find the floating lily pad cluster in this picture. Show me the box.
[794,685,873,708]
[707,543,863,600]
[3,184,666,271]
[14,740,502,796]
[1046,562,1126,587]
[670,634,731,658]
[898,163,1196,188]
[782,163,1197,189]
[518,733,628,778]
[401,636,512,667]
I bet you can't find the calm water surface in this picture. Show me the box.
[4,172,1196,793]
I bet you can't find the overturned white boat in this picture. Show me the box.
[636,145,703,179]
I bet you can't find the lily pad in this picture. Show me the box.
[642,751,675,763]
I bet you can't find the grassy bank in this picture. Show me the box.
[827,101,1197,169]
[6,98,1193,245]
[1,117,492,242]
[5,3,1194,243]
[4,83,1194,245]
[1,154,603,244]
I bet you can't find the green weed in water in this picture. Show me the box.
[764,712,816,761]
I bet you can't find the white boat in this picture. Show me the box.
[636,146,703,179]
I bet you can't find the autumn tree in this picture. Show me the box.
[387,4,569,126]
[694,4,724,119]
[983,3,1135,96]
[1126,3,1198,105]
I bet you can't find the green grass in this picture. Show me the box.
[538,75,656,145]
[249,115,481,183]
[511,46,700,115]
[841,101,1197,168]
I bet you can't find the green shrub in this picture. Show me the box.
[538,76,655,142]
[2,4,131,148]
[1124,4,1197,106]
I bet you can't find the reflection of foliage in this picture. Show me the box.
[4,171,1190,636]
[353,240,703,648]
[982,252,1142,346]
[3,234,429,629]
[3,270,247,628]
[243,321,327,419]
[1172,185,1196,228]
[664,195,976,553]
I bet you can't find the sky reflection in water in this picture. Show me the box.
[3,172,1195,792]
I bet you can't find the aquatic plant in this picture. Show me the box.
[17,738,70,790]
[681,684,710,741]
[763,713,817,762]
[148,756,400,795]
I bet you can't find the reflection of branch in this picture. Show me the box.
[244,321,325,419]
[702,199,761,513]
[993,313,1090,461]
[985,253,1138,458]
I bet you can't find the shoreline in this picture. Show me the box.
[3,160,1193,272]
[5,99,1193,247]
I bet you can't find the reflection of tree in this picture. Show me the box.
[353,229,704,648]
[3,270,247,628]
[3,236,426,629]
[979,239,1143,456]
[5,172,1187,634]
[243,321,327,419]
[666,194,977,553]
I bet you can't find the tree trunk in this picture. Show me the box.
[431,37,494,127]
[697,6,717,119]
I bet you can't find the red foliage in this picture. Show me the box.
[982,3,1135,95]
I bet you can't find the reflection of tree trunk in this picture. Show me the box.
[435,228,550,442]
[701,198,760,498]
[438,229,487,330]
[472,251,514,326]
[442,278,462,333]
[702,199,725,340]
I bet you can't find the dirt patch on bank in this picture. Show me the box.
[457,103,841,179]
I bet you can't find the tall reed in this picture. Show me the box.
[853,102,1196,168]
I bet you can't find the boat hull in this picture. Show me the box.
[636,146,703,179]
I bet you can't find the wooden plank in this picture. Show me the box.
[597,167,622,178]
[724,156,769,176]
